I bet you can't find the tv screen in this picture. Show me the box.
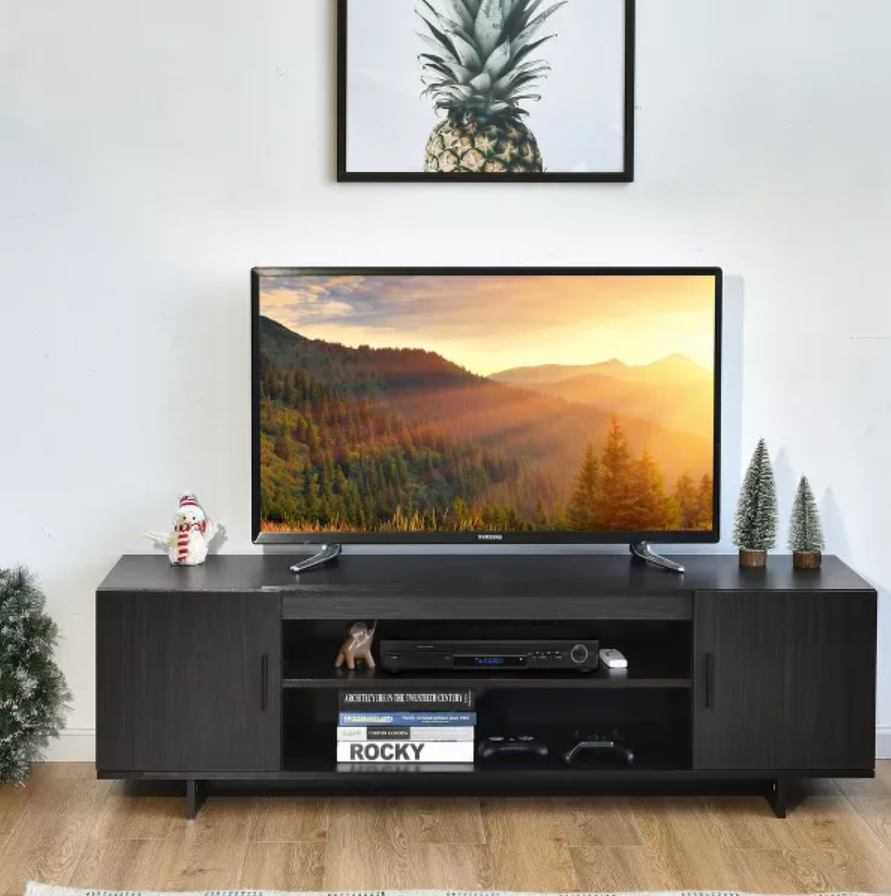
[253,268,722,544]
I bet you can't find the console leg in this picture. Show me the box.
[290,544,342,575]
[186,778,206,820]
[630,542,685,574]
[768,775,788,818]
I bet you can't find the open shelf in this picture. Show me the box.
[282,721,690,775]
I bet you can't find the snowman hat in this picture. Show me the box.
[177,493,206,520]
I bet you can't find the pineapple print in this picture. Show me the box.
[417,0,565,174]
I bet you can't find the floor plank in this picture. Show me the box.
[630,796,751,890]
[91,781,178,840]
[552,796,645,847]
[5,762,891,894]
[733,847,845,894]
[406,842,494,890]
[783,793,891,892]
[701,795,800,850]
[239,841,326,889]
[481,798,580,892]
[570,845,671,890]
[402,797,486,844]
[323,798,410,891]
[161,797,256,889]
[0,777,112,896]
[69,840,176,890]
[248,797,328,843]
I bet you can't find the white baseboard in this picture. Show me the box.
[42,728,96,762]
[40,726,891,763]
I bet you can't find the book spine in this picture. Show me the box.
[337,726,475,742]
[337,740,475,763]
[339,690,474,711]
[338,712,477,727]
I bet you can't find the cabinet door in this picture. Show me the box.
[693,591,786,769]
[97,592,281,772]
[783,591,875,770]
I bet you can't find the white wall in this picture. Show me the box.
[2,0,890,759]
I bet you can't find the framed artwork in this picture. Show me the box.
[337,0,636,183]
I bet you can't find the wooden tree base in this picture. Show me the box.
[793,551,822,570]
[739,549,767,568]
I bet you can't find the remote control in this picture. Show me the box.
[599,648,628,669]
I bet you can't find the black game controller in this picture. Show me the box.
[564,730,635,767]
[478,735,549,761]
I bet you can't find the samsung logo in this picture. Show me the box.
[478,534,503,542]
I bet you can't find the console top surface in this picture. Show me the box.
[98,553,873,596]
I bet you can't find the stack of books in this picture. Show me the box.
[337,689,476,764]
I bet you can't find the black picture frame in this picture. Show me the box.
[336,0,636,183]
[252,266,722,545]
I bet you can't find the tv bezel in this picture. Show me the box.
[252,266,723,545]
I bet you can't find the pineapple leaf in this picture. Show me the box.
[416,12,461,62]
[512,1,566,50]
[506,0,545,37]
[483,40,512,79]
[416,30,457,60]
[469,71,492,91]
[437,0,475,30]
[448,28,484,68]
[419,1,476,47]
[510,93,542,103]
[474,0,507,58]
[459,0,481,14]
[511,34,553,66]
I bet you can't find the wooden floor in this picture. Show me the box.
[3,765,891,893]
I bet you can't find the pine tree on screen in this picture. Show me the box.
[732,439,779,550]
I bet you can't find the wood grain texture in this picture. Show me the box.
[239,842,326,889]
[2,763,891,894]
[0,776,112,896]
[693,592,785,769]
[552,796,645,846]
[97,592,281,773]
[480,798,580,892]
[248,797,328,843]
[323,797,410,890]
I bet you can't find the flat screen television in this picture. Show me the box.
[253,267,722,546]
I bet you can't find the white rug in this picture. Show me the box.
[24,885,880,896]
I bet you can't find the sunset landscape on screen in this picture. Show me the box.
[258,275,716,534]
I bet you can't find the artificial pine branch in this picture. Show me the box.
[732,438,779,551]
[788,475,826,553]
[0,567,71,784]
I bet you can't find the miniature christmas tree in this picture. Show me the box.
[0,567,71,784]
[732,439,779,555]
[788,475,825,557]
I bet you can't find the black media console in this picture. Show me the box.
[95,554,877,818]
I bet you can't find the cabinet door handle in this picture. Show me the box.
[261,654,269,711]
[704,653,713,709]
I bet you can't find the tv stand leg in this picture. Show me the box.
[630,542,685,574]
[186,778,206,820]
[768,774,789,818]
[290,544,342,575]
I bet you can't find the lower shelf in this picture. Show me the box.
[283,722,691,776]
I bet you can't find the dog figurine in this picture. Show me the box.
[335,622,376,671]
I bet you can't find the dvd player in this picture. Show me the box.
[380,639,600,673]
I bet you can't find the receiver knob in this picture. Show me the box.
[570,644,589,665]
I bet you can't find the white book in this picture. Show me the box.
[337,740,475,763]
[337,726,474,742]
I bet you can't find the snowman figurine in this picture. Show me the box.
[145,493,219,566]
